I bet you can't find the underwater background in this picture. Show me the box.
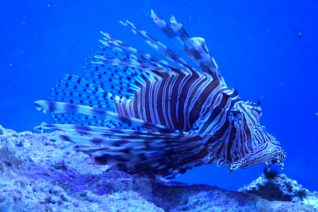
[0,0,317,191]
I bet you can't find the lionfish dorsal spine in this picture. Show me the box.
[150,10,221,80]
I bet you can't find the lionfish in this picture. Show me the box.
[35,11,286,179]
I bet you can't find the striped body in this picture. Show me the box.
[34,10,286,178]
[115,71,226,131]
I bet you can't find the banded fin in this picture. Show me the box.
[52,114,120,127]
[51,75,114,109]
[150,10,221,79]
[119,20,196,74]
[50,74,119,127]
[34,100,177,133]
[35,122,181,138]
[84,44,155,98]
[40,122,205,178]
[98,32,176,75]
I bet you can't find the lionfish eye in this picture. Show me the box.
[271,158,278,164]
[232,111,240,117]
[230,110,243,122]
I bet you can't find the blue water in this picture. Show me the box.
[1,0,317,191]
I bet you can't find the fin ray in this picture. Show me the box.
[35,100,178,133]
[150,10,222,79]
[48,126,204,178]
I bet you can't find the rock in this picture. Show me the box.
[239,173,318,210]
[0,125,5,135]
[0,126,317,211]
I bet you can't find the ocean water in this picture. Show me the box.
[1,0,317,191]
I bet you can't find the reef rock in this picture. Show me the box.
[0,125,317,211]
[239,173,318,210]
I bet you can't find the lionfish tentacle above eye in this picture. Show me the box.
[35,10,285,178]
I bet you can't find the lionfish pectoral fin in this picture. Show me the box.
[38,121,206,178]
[42,124,201,178]
[34,100,177,133]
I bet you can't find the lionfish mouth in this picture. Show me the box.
[270,150,287,168]
[229,145,286,173]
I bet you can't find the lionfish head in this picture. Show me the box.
[228,101,286,172]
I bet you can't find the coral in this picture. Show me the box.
[0,125,317,211]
